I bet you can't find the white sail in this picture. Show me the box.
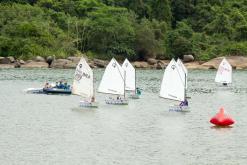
[98,58,125,95]
[160,59,185,101]
[122,59,135,91]
[177,58,187,89]
[72,57,94,99]
[215,58,232,84]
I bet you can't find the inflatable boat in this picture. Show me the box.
[43,88,72,95]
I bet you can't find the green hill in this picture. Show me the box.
[0,0,247,61]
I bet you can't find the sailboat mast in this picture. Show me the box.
[124,70,126,98]
[93,71,95,98]
[135,68,136,94]
[184,73,187,100]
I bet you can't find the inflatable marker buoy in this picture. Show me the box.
[210,108,234,126]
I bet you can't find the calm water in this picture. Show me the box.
[0,68,247,165]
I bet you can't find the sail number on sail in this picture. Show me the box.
[74,67,91,81]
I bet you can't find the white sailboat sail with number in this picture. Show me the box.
[160,59,189,112]
[72,57,98,108]
[215,58,232,86]
[122,59,141,99]
[98,58,128,105]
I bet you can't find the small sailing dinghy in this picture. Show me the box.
[215,58,232,86]
[72,57,98,108]
[122,59,141,99]
[98,58,128,105]
[160,59,189,112]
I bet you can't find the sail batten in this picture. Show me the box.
[98,58,125,95]
[160,59,185,102]
[122,59,135,91]
[215,58,232,84]
[72,57,93,99]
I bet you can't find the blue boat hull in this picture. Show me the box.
[43,88,71,95]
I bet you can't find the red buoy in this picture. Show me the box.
[210,108,234,126]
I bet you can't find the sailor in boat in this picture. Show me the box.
[44,82,52,89]
[136,87,141,96]
[116,95,124,102]
[179,99,188,107]
[64,82,69,90]
[58,81,65,89]
[222,83,227,86]
[44,81,71,90]
[44,82,49,89]
[55,82,59,88]
[91,96,95,102]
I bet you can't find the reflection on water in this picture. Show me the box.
[0,68,247,165]
[211,125,233,130]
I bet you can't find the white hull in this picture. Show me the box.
[169,105,190,112]
[220,83,230,86]
[105,98,128,105]
[129,94,140,99]
[216,83,231,88]
[79,101,98,108]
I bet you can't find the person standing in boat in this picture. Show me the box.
[179,99,188,107]
[222,83,227,86]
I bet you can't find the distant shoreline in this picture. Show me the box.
[0,56,247,70]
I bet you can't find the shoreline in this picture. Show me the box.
[0,56,247,70]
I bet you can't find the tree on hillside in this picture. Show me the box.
[135,19,167,60]
[0,4,76,59]
[150,0,172,24]
[81,6,135,59]
[171,0,195,26]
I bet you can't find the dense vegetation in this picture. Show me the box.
[0,0,247,61]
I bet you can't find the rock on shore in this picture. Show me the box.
[22,61,49,68]
[93,59,108,68]
[183,55,194,62]
[50,59,74,69]
[33,56,46,62]
[0,57,13,64]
